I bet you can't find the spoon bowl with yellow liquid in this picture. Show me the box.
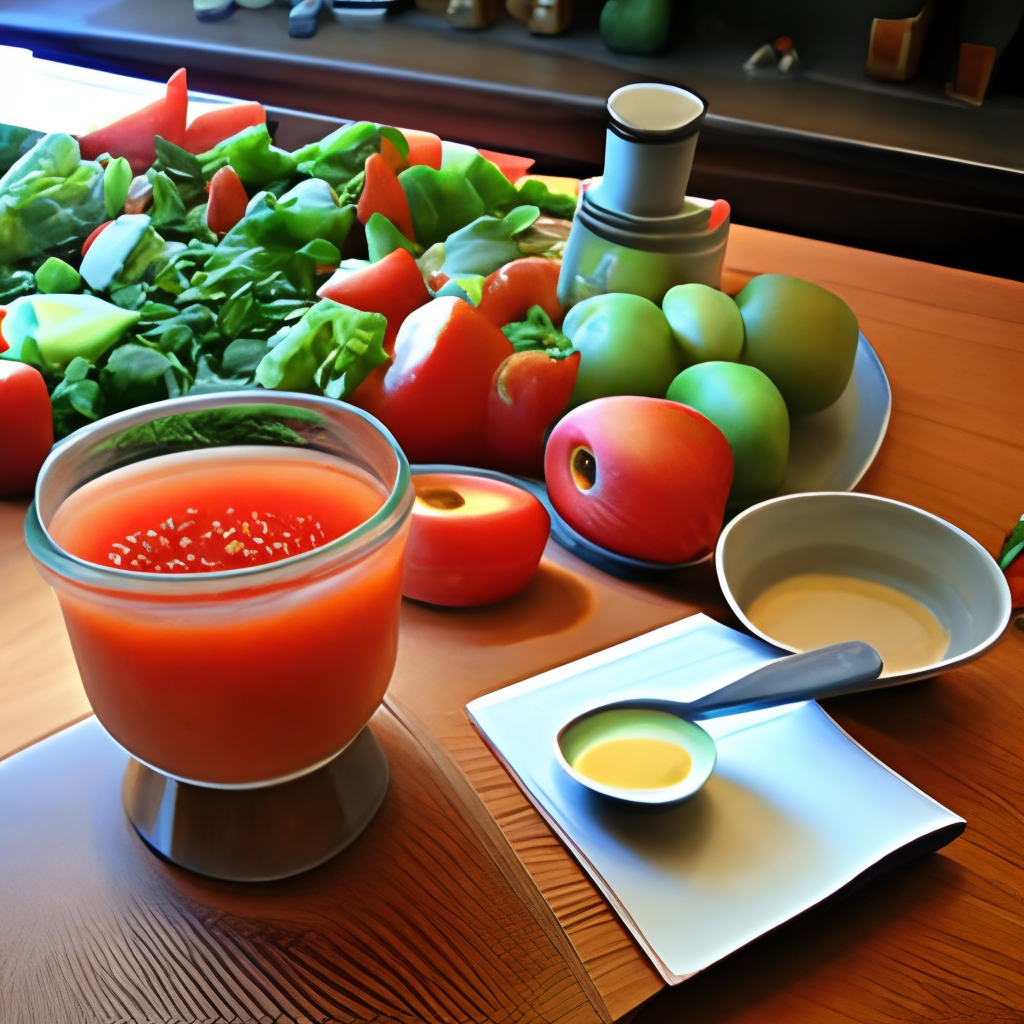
[556,641,883,805]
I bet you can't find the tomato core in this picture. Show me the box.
[571,446,597,491]
[417,488,466,511]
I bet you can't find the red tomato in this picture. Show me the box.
[378,135,408,173]
[356,152,416,242]
[352,297,513,465]
[0,361,54,497]
[1006,560,1023,608]
[318,247,430,352]
[476,147,535,184]
[427,269,449,292]
[403,473,550,606]
[183,102,266,154]
[477,257,564,329]
[78,68,188,174]
[484,350,580,478]
[544,396,733,564]
[206,165,249,235]
[389,127,442,170]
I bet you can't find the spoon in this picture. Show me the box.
[555,641,883,805]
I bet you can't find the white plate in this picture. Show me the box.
[780,332,891,496]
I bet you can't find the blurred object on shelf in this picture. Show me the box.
[447,0,505,29]
[947,43,997,105]
[865,1,933,81]
[945,0,1023,105]
[331,0,396,22]
[743,36,799,75]
[599,0,670,54]
[414,0,448,11]
[194,0,237,21]
[506,0,572,36]
[193,0,323,33]
[289,0,324,36]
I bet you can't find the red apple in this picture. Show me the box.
[403,473,550,606]
[544,396,733,563]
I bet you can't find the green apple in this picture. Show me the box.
[666,361,789,503]
[563,292,681,407]
[662,283,744,365]
[735,274,859,416]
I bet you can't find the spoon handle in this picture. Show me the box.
[684,641,884,719]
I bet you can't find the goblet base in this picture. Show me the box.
[122,727,389,882]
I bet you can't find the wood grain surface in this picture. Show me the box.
[0,708,612,1024]
[1,224,1021,1023]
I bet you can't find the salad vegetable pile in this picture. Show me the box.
[0,68,579,487]
[1,67,870,574]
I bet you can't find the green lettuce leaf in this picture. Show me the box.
[365,212,420,263]
[49,356,106,438]
[398,164,485,249]
[255,298,387,399]
[513,178,578,219]
[294,121,380,191]
[0,124,45,178]
[182,179,354,303]
[441,205,539,278]
[146,169,216,244]
[0,133,105,265]
[199,124,297,189]
[440,142,517,213]
[150,137,208,208]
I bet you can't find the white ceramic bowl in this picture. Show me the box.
[716,492,1011,684]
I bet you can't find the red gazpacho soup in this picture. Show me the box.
[46,446,407,787]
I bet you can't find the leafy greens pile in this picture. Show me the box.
[0,117,573,439]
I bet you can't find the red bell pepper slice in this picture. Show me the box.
[317,248,431,353]
[387,127,442,170]
[484,350,580,477]
[477,147,536,184]
[183,102,266,155]
[78,68,189,174]
[206,165,249,235]
[356,153,416,243]
[351,296,513,465]
[0,309,6,354]
[477,256,564,329]
[378,136,407,174]
[0,360,54,497]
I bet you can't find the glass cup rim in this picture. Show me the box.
[27,391,412,593]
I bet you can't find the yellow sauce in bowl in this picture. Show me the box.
[573,736,692,790]
[746,573,950,676]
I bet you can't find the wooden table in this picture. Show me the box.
[1,226,1022,1023]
